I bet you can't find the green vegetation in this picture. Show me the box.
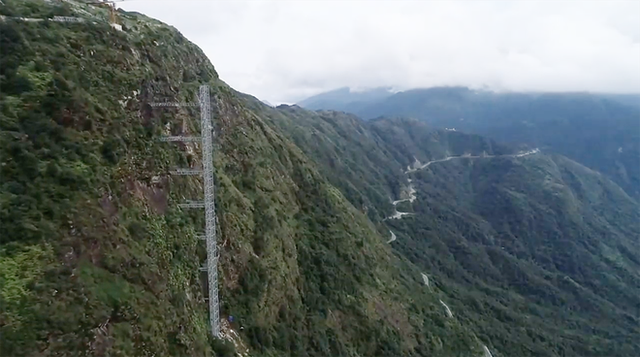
[4,1,637,356]
[299,86,640,200]
[398,153,640,357]
[241,101,513,225]
[1,1,486,356]
[252,102,640,356]
[1,1,217,355]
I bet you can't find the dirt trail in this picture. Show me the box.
[220,319,250,357]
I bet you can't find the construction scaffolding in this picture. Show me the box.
[157,85,219,337]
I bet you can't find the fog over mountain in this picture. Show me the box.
[120,0,640,104]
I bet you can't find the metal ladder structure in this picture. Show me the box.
[156,85,220,337]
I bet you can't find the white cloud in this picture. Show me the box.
[120,0,640,104]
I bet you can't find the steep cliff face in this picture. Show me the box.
[1,1,218,355]
[1,1,485,356]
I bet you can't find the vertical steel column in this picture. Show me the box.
[200,85,220,337]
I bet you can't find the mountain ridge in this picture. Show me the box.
[297,86,395,112]
[297,86,640,200]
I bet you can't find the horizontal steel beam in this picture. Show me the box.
[149,102,200,107]
[177,201,205,208]
[159,136,201,142]
[170,169,203,176]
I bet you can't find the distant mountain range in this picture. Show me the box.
[298,86,640,113]
[297,87,640,199]
[297,86,396,112]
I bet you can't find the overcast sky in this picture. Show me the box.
[120,0,640,104]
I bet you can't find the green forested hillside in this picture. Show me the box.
[298,86,640,200]
[397,153,640,357]
[1,1,487,356]
[253,100,640,356]
[243,100,516,224]
[237,101,405,222]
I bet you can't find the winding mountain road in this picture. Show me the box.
[405,148,540,174]
[385,182,417,220]
[439,300,453,318]
[421,273,430,287]
[386,148,540,220]
[391,184,417,205]
[387,231,397,243]
[386,210,414,220]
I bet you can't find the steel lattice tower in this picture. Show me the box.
[157,85,219,337]
[199,85,220,337]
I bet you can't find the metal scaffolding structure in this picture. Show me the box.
[177,200,205,209]
[199,85,220,337]
[158,136,201,142]
[157,85,219,337]
[170,168,203,176]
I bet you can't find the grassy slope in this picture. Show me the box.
[1,1,484,356]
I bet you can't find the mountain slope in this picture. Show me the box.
[1,1,486,356]
[299,87,640,199]
[247,102,640,356]
[238,101,405,222]
[243,100,518,224]
[396,152,640,357]
[214,88,482,357]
